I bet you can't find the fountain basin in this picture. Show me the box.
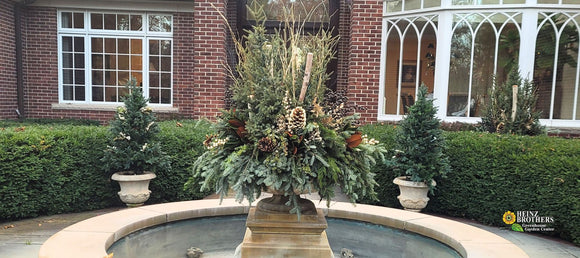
[38,199,528,258]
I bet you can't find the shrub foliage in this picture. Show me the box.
[0,121,210,221]
[363,127,579,245]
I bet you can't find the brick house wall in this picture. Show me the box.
[192,0,228,120]
[0,0,18,119]
[2,0,381,125]
[347,0,382,123]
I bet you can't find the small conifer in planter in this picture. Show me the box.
[102,78,170,206]
[390,84,450,212]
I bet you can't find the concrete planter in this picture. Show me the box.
[111,172,156,207]
[393,176,435,212]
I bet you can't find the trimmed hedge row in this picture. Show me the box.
[361,126,580,246]
[0,121,212,221]
[1,121,578,246]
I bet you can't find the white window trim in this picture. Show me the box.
[378,2,580,128]
[57,10,174,106]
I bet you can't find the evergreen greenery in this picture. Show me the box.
[479,67,544,135]
[102,78,170,175]
[388,85,450,191]
[187,5,387,215]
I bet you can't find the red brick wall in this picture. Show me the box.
[336,0,350,93]
[0,0,18,119]
[192,0,228,120]
[21,7,113,122]
[347,0,382,123]
[173,12,196,119]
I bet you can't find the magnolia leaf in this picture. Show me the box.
[511,223,524,232]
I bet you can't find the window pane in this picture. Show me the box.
[118,39,129,54]
[105,38,116,53]
[74,37,84,52]
[131,39,142,53]
[383,26,401,114]
[63,86,73,100]
[118,14,130,30]
[75,86,85,101]
[150,56,160,71]
[247,0,329,22]
[448,21,472,117]
[73,13,84,28]
[105,54,116,69]
[74,54,85,68]
[74,70,85,84]
[62,36,72,52]
[119,87,129,98]
[92,87,104,101]
[161,57,171,72]
[471,22,495,117]
[149,88,160,103]
[149,40,159,55]
[104,14,116,30]
[118,55,129,70]
[105,71,117,86]
[92,54,103,69]
[62,53,73,68]
[424,0,441,8]
[148,15,172,32]
[61,12,72,28]
[534,15,557,119]
[149,73,159,87]
[92,71,103,85]
[504,0,525,3]
[63,69,73,84]
[405,0,421,11]
[161,40,171,55]
[91,13,103,29]
[130,15,143,31]
[537,0,558,3]
[161,89,170,104]
[105,87,117,102]
[161,73,171,87]
[92,37,103,53]
[118,71,129,85]
[131,55,142,70]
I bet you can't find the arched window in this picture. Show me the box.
[534,12,580,120]
[447,12,521,117]
[383,15,438,115]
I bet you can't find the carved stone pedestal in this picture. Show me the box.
[239,197,333,258]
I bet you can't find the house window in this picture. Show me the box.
[382,15,438,115]
[447,12,522,117]
[534,12,580,120]
[58,11,173,105]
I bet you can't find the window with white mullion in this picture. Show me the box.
[147,38,173,104]
[382,15,438,116]
[60,35,86,102]
[58,9,173,105]
[534,12,580,120]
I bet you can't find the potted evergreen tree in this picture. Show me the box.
[102,78,170,207]
[390,85,450,212]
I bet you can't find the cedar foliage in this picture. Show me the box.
[479,68,544,135]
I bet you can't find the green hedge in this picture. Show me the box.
[1,121,578,246]
[362,126,580,246]
[0,121,211,221]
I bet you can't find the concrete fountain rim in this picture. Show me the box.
[38,199,528,258]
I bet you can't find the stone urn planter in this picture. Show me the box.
[111,172,156,207]
[393,176,436,212]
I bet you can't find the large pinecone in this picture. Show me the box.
[258,137,276,152]
[288,107,307,132]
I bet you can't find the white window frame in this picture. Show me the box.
[378,0,580,128]
[57,10,173,106]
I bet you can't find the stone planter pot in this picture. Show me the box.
[393,176,436,212]
[111,172,156,207]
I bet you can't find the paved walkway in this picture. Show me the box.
[0,201,578,258]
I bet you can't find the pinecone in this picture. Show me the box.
[288,107,307,132]
[258,137,276,152]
